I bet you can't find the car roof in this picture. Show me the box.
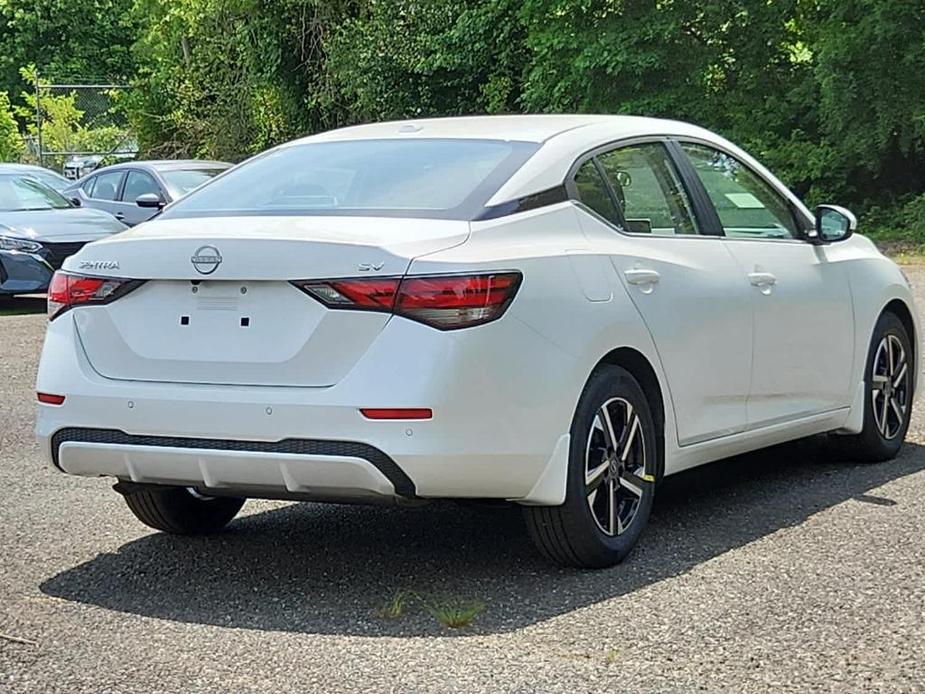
[89,160,232,174]
[295,114,711,145]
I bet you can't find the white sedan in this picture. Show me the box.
[34,115,918,568]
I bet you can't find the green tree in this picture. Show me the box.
[810,0,925,203]
[128,0,361,160]
[15,66,125,168]
[326,0,526,121]
[0,0,138,96]
[0,89,23,161]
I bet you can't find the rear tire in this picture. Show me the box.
[118,484,244,534]
[524,365,658,568]
[837,311,913,462]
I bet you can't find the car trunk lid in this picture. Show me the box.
[70,216,468,387]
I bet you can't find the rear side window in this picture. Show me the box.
[90,171,124,201]
[161,139,539,221]
[573,160,620,224]
[681,143,799,239]
[597,144,700,235]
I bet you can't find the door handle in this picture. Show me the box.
[748,271,777,287]
[114,212,125,221]
[624,268,661,286]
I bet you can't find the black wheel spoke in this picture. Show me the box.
[871,333,909,440]
[585,397,647,537]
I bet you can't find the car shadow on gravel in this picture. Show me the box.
[40,439,925,636]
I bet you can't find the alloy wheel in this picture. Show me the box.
[871,333,910,440]
[584,397,649,536]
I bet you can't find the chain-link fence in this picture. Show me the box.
[29,72,137,180]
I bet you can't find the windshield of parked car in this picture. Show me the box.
[160,139,539,220]
[20,169,69,192]
[160,168,228,198]
[0,174,71,211]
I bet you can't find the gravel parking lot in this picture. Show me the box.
[2,270,925,693]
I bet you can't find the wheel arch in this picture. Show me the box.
[594,346,667,480]
[882,297,918,393]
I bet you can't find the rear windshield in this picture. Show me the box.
[160,168,227,198]
[160,138,538,221]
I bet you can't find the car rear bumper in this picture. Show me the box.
[54,429,410,504]
[36,310,582,504]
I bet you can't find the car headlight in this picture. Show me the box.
[0,235,43,253]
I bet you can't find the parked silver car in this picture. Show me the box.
[64,160,232,226]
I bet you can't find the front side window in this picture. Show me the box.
[161,139,539,221]
[596,144,700,235]
[121,171,161,202]
[0,175,70,211]
[90,171,124,201]
[681,143,799,239]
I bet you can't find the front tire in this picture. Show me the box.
[117,484,244,534]
[840,311,913,462]
[524,365,658,568]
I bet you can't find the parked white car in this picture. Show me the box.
[34,115,918,568]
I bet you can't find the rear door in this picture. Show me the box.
[678,141,854,427]
[81,170,125,218]
[571,140,754,446]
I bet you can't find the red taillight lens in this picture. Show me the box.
[294,272,521,330]
[47,271,141,320]
[300,278,400,311]
[396,273,521,329]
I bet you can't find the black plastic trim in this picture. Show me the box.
[51,427,418,498]
[474,185,569,221]
[664,139,724,236]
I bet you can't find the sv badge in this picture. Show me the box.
[357,262,385,272]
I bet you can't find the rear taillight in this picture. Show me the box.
[47,271,143,320]
[295,272,522,330]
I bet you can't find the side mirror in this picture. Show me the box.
[136,193,165,209]
[69,196,81,207]
[810,205,856,244]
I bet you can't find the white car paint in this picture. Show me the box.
[35,115,918,515]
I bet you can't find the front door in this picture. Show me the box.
[116,169,164,226]
[679,142,855,427]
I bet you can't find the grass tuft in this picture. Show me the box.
[418,593,485,629]
[376,590,409,619]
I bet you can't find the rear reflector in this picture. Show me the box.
[295,272,522,330]
[37,392,66,405]
[48,271,143,320]
[360,408,433,420]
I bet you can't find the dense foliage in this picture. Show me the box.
[1,0,923,239]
